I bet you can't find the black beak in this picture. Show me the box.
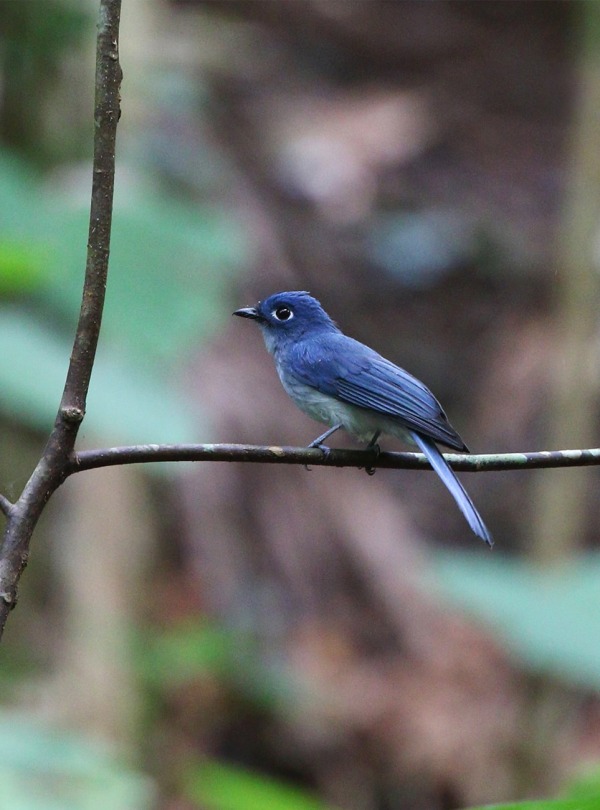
[233,306,260,320]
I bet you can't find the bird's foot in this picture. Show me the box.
[364,442,380,476]
[305,440,332,471]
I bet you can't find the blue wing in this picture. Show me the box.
[288,333,468,451]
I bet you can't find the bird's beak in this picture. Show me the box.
[233,306,260,320]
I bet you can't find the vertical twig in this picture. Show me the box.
[516,1,600,794]
[0,0,122,638]
[529,0,600,564]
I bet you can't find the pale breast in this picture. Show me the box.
[278,375,414,446]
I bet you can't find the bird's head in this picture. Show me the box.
[233,291,337,351]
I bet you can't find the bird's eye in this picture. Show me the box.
[273,306,293,321]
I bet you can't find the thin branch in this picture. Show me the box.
[0,0,122,638]
[68,443,600,475]
[0,495,13,518]
[60,1,122,423]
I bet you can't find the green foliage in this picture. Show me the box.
[0,305,196,444]
[140,619,234,687]
[184,760,337,810]
[563,764,600,801]
[0,0,92,164]
[464,800,600,810]
[141,621,333,809]
[43,186,247,365]
[0,1,90,68]
[0,712,155,810]
[432,551,600,691]
[464,762,600,809]
[140,619,298,710]
[0,241,46,294]
[0,149,248,443]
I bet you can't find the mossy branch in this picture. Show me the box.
[66,443,600,474]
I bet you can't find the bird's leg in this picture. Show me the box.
[305,424,342,470]
[308,423,342,451]
[367,430,381,450]
[364,430,381,476]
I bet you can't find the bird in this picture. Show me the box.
[233,291,492,546]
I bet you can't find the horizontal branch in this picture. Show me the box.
[68,444,600,475]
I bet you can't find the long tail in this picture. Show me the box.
[410,432,493,547]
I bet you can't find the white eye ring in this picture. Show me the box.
[272,306,293,321]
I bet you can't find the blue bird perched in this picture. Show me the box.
[234,291,492,546]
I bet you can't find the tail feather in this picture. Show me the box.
[411,432,493,547]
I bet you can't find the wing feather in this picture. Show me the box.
[288,334,467,450]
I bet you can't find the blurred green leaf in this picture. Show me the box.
[0,1,93,164]
[185,760,337,810]
[42,179,248,365]
[140,619,301,711]
[0,241,46,293]
[0,149,248,439]
[562,763,600,801]
[432,551,600,691]
[0,712,155,810]
[141,619,233,688]
[0,152,51,239]
[465,758,600,810]
[464,800,600,810]
[0,306,198,443]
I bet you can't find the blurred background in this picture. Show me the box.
[1,1,600,808]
